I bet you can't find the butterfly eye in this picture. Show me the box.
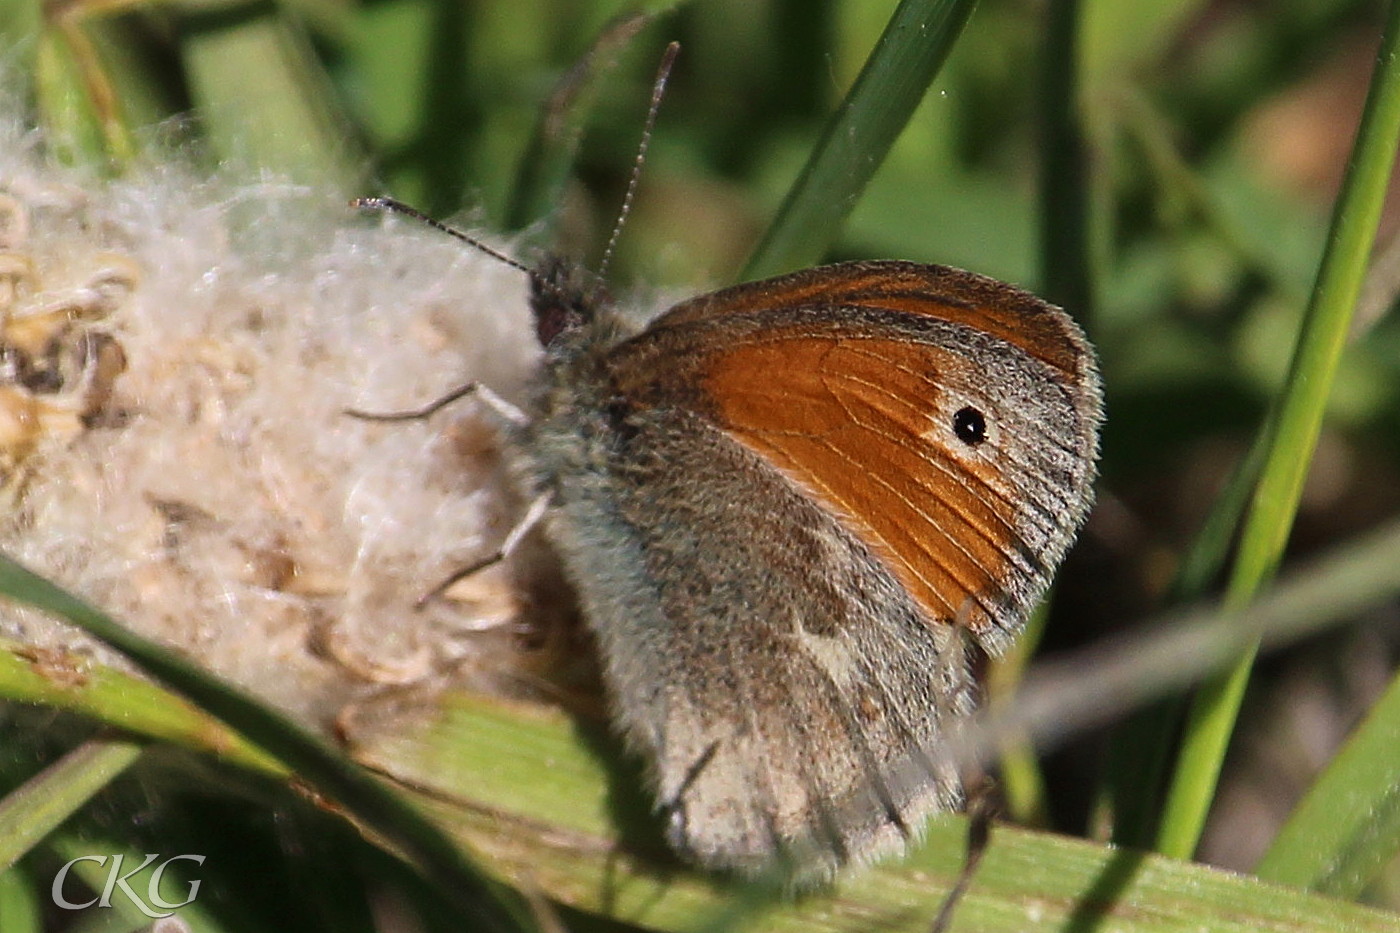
[952,406,987,446]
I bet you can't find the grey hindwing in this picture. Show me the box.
[530,391,975,881]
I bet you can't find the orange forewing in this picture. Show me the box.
[700,333,1019,634]
[653,261,1084,383]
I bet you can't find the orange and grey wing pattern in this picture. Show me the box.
[650,260,1095,388]
[609,261,1101,643]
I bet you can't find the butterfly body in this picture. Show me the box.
[517,260,1101,882]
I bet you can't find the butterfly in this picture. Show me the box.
[510,253,1102,882]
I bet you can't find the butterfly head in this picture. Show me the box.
[530,254,615,349]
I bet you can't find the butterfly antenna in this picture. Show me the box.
[351,197,536,278]
[598,41,680,281]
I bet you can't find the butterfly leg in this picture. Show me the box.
[415,491,552,608]
[655,739,722,842]
[342,380,539,606]
[932,778,995,932]
[344,380,528,427]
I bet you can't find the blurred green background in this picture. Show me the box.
[2,0,1399,929]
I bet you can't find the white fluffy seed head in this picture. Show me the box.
[0,108,585,726]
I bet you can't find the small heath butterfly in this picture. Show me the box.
[359,112,1099,878]
[518,253,1103,881]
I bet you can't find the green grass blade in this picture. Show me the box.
[1166,429,1272,605]
[742,0,980,280]
[1029,0,1088,833]
[5,490,1400,931]
[343,691,1400,932]
[982,516,1400,769]
[0,553,533,933]
[33,21,131,169]
[1155,0,1400,861]
[0,864,41,933]
[345,0,478,218]
[340,518,1400,929]
[989,603,1050,827]
[180,6,363,191]
[0,638,286,778]
[0,739,143,874]
[1254,668,1400,897]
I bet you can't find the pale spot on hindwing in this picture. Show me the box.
[792,612,860,692]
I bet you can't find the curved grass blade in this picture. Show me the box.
[0,739,143,874]
[1254,668,1400,897]
[1155,0,1400,861]
[743,0,981,280]
[5,514,1400,930]
[345,691,1400,932]
[0,552,533,933]
[0,639,286,779]
[341,517,1400,930]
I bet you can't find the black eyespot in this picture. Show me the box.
[952,406,987,445]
